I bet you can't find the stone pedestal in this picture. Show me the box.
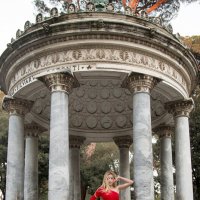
[24,123,44,200]
[154,125,174,200]
[69,136,85,200]
[113,136,132,200]
[2,97,33,200]
[123,73,159,200]
[165,99,194,200]
[38,72,78,200]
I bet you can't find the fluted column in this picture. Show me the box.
[24,123,44,200]
[113,136,133,200]
[69,135,85,200]
[2,96,33,200]
[123,73,159,200]
[154,125,174,200]
[38,72,78,200]
[165,99,194,200]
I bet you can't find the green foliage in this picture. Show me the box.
[38,134,49,200]
[0,92,8,198]
[182,35,200,54]
[80,142,119,197]
[190,92,200,199]
[0,93,8,137]
[0,134,7,199]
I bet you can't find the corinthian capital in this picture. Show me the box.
[113,135,133,148]
[37,71,79,93]
[165,99,194,118]
[154,125,173,139]
[122,72,159,93]
[2,96,33,116]
[69,135,86,148]
[25,123,45,137]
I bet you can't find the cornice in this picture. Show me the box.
[1,22,196,70]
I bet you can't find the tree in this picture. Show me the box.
[80,142,119,199]
[0,134,7,200]
[189,89,200,200]
[0,92,8,199]
[38,135,49,200]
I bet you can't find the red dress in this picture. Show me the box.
[90,187,119,200]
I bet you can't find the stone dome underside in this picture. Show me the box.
[28,78,170,135]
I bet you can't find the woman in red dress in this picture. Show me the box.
[90,171,134,200]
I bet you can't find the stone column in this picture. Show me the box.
[165,99,194,200]
[154,125,174,200]
[113,135,133,200]
[123,73,159,200]
[38,72,78,200]
[69,135,85,200]
[2,96,33,200]
[24,123,43,200]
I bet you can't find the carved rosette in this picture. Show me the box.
[2,96,33,116]
[38,72,79,93]
[154,125,173,139]
[24,123,45,137]
[113,135,133,148]
[69,135,85,148]
[122,73,159,93]
[165,99,194,118]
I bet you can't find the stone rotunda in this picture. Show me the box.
[0,3,198,200]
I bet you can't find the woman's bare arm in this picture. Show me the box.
[116,176,134,190]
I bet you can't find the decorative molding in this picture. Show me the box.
[165,98,194,118]
[36,13,43,23]
[50,7,58,17]
[113,135,133,148]
[69,135,85,148]
[8,47,188,96]
[2,96,33,116]
[122,72,160,93]
[86,2,95,12]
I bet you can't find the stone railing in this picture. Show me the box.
[11,2,176,43]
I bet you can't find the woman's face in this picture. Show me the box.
[106,174,115,186]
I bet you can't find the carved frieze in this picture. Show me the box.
[8,48,188,96]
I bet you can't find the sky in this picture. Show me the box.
[0,1,200,55]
